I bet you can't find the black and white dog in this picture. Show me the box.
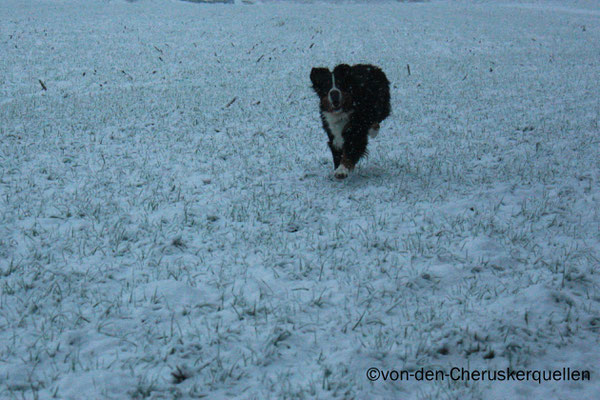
[310,64,390,179]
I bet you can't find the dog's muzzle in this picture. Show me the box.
[328,89,342,110]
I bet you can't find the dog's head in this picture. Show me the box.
[310,64,353,114]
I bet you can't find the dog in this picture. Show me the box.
[310,64,390,179]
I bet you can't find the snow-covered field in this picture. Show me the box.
[1,0,599,398]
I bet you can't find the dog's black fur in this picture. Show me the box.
[310,64,390,179]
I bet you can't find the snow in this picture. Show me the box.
[1,0,599,398]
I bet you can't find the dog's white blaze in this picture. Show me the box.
[328,72,340,107]
[324,111,352,150]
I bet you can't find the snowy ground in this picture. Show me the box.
[1,0,599,399]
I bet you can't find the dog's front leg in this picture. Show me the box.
[334,154,353,179]
[328,141,342,170]
[334,130,368,179]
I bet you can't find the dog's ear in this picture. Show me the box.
[310,67,330,93]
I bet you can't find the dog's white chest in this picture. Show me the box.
[323,111,352,150]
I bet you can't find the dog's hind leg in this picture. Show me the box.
[368,122,380,138]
